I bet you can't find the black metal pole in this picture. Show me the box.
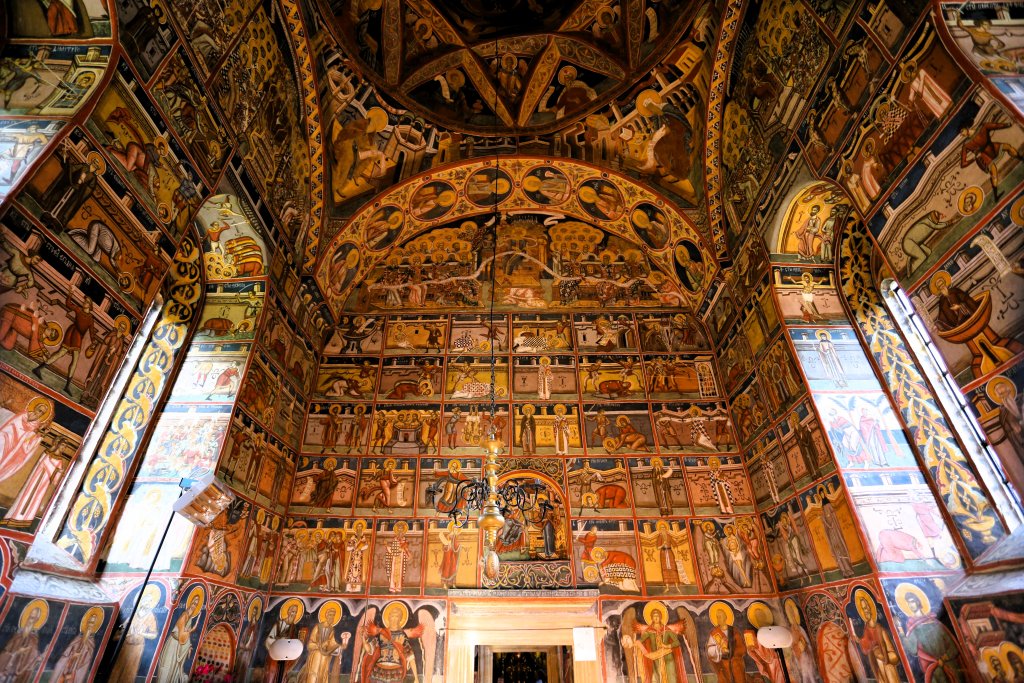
[777,647,791,683]
[105,501,178,668]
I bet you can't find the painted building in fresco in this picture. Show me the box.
[0,0,1022,681]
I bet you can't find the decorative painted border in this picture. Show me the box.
[839,224,1007,559]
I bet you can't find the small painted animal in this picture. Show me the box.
[198,317,234,336]
[386,380,429,399]
[598,379,632,398]
[595,484,628,508]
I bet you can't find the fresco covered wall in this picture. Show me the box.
[713,3,1024,682]
[0,0,328,677]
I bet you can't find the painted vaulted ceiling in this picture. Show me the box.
[7,0,1007,334]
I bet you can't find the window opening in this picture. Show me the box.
[884,278,1023,516]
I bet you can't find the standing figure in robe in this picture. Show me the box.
[706,602,747,683]
[853,590,901,683]
[0,600,47,682]
[894,584,964,683]
[385,522,413,593]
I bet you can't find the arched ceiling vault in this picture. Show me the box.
[297,0,727,305]
[314,156,718,317]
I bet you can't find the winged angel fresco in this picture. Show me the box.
[350,602,439,683]
[618,602,700,683]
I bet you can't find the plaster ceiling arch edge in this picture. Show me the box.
[313,155,719,317]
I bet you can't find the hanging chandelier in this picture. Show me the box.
[426,82,552,582]
[426,204,552,585]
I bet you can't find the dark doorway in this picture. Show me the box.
[494,651,547,683]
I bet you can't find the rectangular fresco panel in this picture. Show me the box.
[0,120,63,202]
[908,207,1023,385]
[0,374,87,534]
[843,469,963,572]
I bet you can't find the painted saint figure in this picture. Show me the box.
[853,590,900,683]
[109,588,160,683]
[0,600,48,681]
[385,522,413,593]
[299,602,349,683]
[155,589,202,683]
[706,602,747,683]
[636,602,687,683]
[893,583,964,683]
[49,607,103,683]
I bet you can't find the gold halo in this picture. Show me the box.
[387,210,404,228]
[642,601,669,625]
[114,315,131,335]
[382,601,410,628]
[928,270,952,295]
[986,376,1017,404]
[591,546,608,562]
[81,606,105,635]
[746,602,775,629]
[365,107,389,134]
[784,598,801,625]
[318,600,343,626]
[521,404,536,416]
[558,65,578,84]
[539,356,551,366]
[21,599,48,630]
[383,458,397,470]
[708,601,734,627]
[140,585,161,609]
[448,460,462,473]
[40,321,63,347]
[394,520,410,534]
[185,586,205,615]
[578,185,598,204]
[26,396,53,422]
[86,151,106,174]
[446,69,465,89]
[655,519,669,532]
[523,175,542,192]
[636,89,664,117]
[324,457,338,471]
[853,588,876,621]
[248,597,264,622]
[554,403,567,415]
[279,598,305,622]
[413,18,432,38]
[899,60,918,84]
[631,208,651,229]
[895,582,930,615]
[436,189,457,207]
[256,508,266,524]
[353,519,367,533]
[650,456,663,467]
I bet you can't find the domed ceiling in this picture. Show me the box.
[321,0,699,134]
